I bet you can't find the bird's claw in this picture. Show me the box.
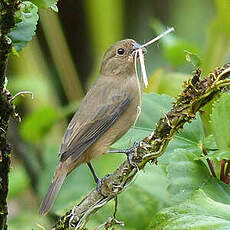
[123,141,139,154]
[126,152,137,168]
[109,142,139,168]
[125,141,139,168]
[96,174,111,196]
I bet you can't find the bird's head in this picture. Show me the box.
[100,39,146,76]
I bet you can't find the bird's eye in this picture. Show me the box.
[117,48,125,55]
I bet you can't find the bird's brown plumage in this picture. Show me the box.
[39,39,144,215]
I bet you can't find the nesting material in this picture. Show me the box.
[134,27,174,88]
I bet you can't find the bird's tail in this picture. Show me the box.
[39,172,67,216]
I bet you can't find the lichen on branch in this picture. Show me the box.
[0,1,17,229]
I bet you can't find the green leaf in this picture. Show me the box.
[211,93,230,150]
[202,177,230,205]
[185,50,202,68]
[144,69,190,97]
[9,1,39,52]
[197,149,230,161]
[30,0,58,9]
[202,134,218,151]
[134,165,172,206]
[167,149,210,203]
[20,106,59,143]
[148,189,230,230]
[160,113,204,165]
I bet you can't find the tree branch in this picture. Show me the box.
[0,1,17,229]
[53,63,230,230]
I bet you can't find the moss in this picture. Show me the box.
[0,1,17,229]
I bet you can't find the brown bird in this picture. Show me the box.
[39,39,146,215]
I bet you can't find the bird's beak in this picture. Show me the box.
[132,42,147,55]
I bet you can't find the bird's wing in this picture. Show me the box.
[59,85,131,162]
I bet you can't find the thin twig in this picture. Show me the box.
[94,217,124,230]
[10,91,34,102]
[224,160,230,184]
[113,196,118,219]
[0,127,6,133]
[220,160,226,181]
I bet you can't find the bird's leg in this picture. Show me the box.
[109,141,139,167]
[110,141,139,153]
[87,162,110,195]
[87,162,99,183]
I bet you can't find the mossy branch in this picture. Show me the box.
[53,63,230,230]
[0,1,17,229]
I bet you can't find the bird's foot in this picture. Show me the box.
[96,174,112,196]
[110,141,139,168]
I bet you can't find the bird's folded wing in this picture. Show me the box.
[59,89,131,162]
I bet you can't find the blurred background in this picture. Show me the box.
[7,0,230,229]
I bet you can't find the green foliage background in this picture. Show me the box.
[6,0,230,229]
